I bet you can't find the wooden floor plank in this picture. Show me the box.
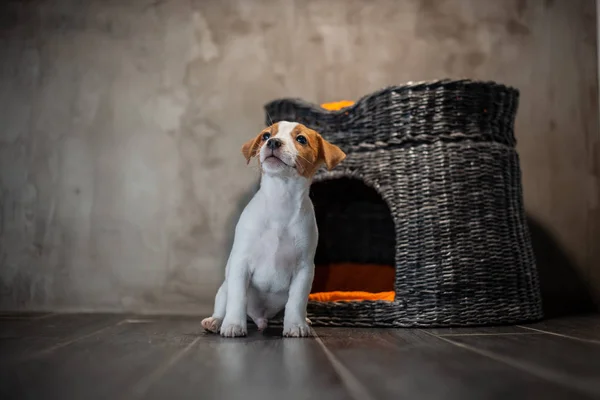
[0,316,204,400]
[424,325,536,336]
[445,331,600,398]
[0,313,120,340]
[518,314,600,343]
[0,313,125,363]
[141,327,351,400]
[0,312,54,321]
[315,327,591,400]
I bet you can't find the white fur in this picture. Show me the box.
[202,122,316,337]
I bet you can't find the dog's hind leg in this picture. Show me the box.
[252,316,268,331]
[247,294,268,331]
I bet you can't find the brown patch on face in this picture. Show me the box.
[241,123,279,163]
[291,124,346,178]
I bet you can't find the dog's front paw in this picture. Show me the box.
[201,317,222,333]
[283,321,312,338]
[220,322,247,338]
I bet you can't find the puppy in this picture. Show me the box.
[202,121,346,337]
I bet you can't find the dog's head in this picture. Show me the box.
[241,121,346,178]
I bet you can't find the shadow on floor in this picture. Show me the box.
[527,215,597,318]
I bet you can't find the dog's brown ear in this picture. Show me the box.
[241,133,263,164]
[318,135,346,170]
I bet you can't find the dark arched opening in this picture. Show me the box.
[308,177,396,302]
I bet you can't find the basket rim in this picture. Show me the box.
[264,78,519,117]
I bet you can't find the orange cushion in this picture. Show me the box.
[310,261,394,302]
[320,100,355,111]
[309,291,395,302]
[311,263,395,293]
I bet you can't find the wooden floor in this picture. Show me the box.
[1,313,599,400]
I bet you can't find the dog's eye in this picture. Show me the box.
[262,133,271,141]
[296,135,307,145]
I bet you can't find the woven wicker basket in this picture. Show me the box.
[264,79,543,327]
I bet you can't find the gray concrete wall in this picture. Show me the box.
[0,0,598,315]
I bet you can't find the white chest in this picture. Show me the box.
[248,223,299,293]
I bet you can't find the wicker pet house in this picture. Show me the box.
[264,79,543,327]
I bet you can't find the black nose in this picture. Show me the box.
[267,138,282,150]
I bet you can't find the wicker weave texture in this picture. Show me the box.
[264,79,543,327]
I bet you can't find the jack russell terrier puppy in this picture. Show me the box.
[202,121,346,337]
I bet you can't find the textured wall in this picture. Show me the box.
[0,0,598,315]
